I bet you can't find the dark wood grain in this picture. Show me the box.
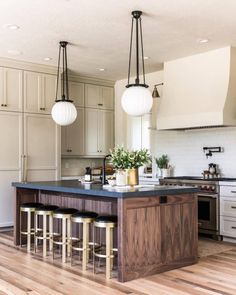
[117,194,198,282]
[14,188,198,282]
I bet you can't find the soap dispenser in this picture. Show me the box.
[85,167,92,182]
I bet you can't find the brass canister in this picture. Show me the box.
[127,168,139,186]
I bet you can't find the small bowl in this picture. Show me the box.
[107,179,116,186]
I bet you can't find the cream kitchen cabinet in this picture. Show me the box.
[85,84,113,110]
[69,81,84,107]
[23,113,60,181]
[220,183,236,240]
[24,71,57,114]
[0,111,22,227]
[85,108,114,156]
[0,67,23,112]
[61,107,85,156]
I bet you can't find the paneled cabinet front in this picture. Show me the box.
[61,107,85,156]
[24,71,57,114]
[0,67,23,112]
[85,84,113,110]
[85,108,114,156]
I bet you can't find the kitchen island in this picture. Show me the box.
[12,180,199,282]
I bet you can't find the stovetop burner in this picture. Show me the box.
[164,176,236,182]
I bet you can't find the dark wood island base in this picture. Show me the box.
[13,181,198,282]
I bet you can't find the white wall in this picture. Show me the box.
[115,70,236,178]
[61,158,102,177]
[152,127,236,177]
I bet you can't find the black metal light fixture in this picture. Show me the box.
[121,11,152,116]
[51,41,77,126]
[152,83,164,98]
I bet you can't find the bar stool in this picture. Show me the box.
[93,215,118,279]
[34,205,59,257]
[51,208,78,263]
[20,202,43,252]
[71,211,98,270]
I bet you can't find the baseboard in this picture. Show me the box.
[223,236,236,244]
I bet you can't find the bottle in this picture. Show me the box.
[85,167,92,182]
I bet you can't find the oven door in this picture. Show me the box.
[198,194,218,232]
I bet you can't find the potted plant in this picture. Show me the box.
[110,146,151,186]
[155,154,170,178]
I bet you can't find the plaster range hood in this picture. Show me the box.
[156,46,236,130]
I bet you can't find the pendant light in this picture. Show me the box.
[51,41,77,126]
[121,11,152,116]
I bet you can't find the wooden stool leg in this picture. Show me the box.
[93,224,95,274]
[43,213,47,257]
[27,211,31,252]
[20,210,22,248]
[82,221,88,271]
[106,226,111,279]
[62,218,66,263]
[49,215,53,252]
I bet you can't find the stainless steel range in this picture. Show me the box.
[160,176,231,239]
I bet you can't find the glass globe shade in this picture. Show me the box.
[121,86,153,116]
[51,101,77,126]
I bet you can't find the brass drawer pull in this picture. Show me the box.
[232,226,236,229]
[98,103,103,106]
[1,104,7,107]
[231,206,236,209]
[40,107,46,111]
[231,191,236,193]
[67,149,72,152]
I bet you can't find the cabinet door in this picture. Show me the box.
[62,107,85,156]
[24,113,60,181]
[0,111,22,227]
[99,110,114,155]
[100,86,114,110]
[85,108,100,155]
[85,84,100,108]
[0,68,23,112]
[42,74,57,114]
[24,71,42,113]
[69,81,84,107]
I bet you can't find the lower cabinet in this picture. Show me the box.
[220,185,236,239]
[61,108,85,156]
[85,108,114,156]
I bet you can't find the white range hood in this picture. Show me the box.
[157,46,236,130]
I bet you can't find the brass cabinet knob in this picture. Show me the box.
[40,107,46,111]
[1,104,7,107]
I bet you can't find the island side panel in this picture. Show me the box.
[14,188,39,245]
[117,194,198,282]
[118,196,162,282]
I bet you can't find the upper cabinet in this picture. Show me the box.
[69,81,84,107]
[0,67,23,112]
[24,71,57,114]
[85,84,113,110]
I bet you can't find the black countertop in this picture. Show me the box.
[12,180,199,198]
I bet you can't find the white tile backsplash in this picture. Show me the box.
[61,158,103,177]
[151,127,236,177]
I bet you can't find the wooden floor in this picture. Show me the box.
[0,232,236,294]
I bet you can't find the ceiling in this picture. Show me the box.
[1,0,236,81]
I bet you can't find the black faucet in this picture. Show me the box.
[102,154,111,185]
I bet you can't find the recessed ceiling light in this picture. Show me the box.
[7,49,22,55]
[3,24,20,30]
[144,56,150,60]
[198,38,209,44]
[43,57,52,61]
[97,68,105,72]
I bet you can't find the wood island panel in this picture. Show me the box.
[14,187,198,282]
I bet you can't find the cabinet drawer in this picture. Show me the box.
[220,216,236,238]
[220,185,236,197]
[220,197,236,217]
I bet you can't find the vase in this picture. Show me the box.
[162,168,170,178]
[116,169,128,186]
[127,168,139,186]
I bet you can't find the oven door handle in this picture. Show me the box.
[198,194,218,199]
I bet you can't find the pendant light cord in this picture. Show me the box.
[135,15,139,84]
[65,44,69,99]
[55,44,61,101]
[62,45,65,100]
[139,18,146,85]
[127,17,134,86]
